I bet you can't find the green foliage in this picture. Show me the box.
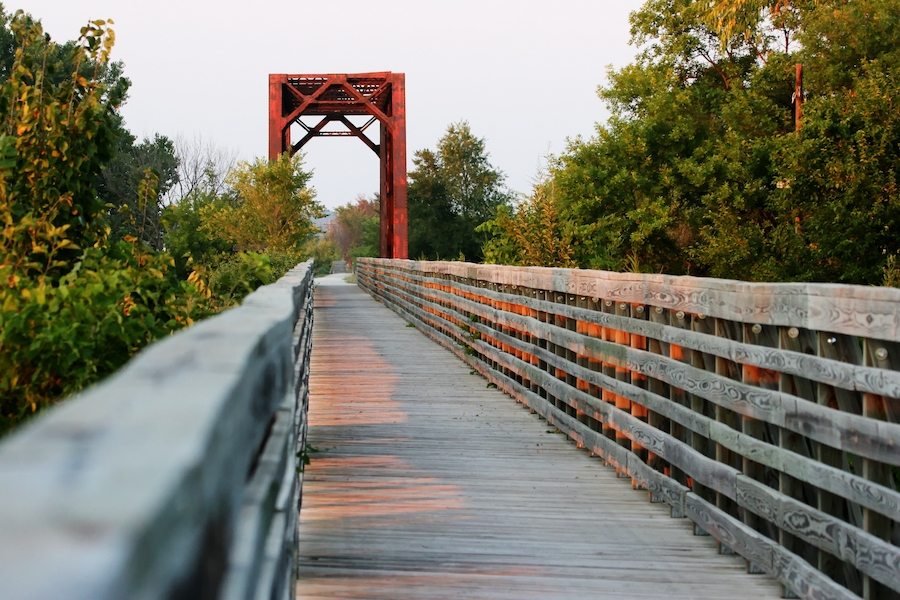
[884,254,900,288]
[301,237,342,276]
[767,1,900,284]
[408,121,511,261]
[266,250,306,280]
[0,16,118,261]
[100,132,179,250]
[163,149,322,294]
[328,195,379,260]
[295,442,319,473]
[480,167,577,267]
[200,152,324,254]
[161,188,233,279]
[203,249,306,307]
[0,4,171,252]
[0,13,212,434]
[1,242,212,430]
[206,251,274,306]
[481,0,900,285]
[349,215,380,261]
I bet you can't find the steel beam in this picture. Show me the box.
[268,72,408,258]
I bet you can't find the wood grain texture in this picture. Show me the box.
[0,261,315,600]
[374,269,900,466]
[711,423,900,523]
[362,270,856,599]
[299,275,782,599]
[361,272,828,597]
[358,261,900,600]
[360,259,900,342]
[385,267,900,399]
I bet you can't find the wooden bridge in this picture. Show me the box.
[1,258,898,600]
[298,274,781,599]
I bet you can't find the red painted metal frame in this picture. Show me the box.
[268,72,408,259]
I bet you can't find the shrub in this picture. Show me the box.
[0,14,212,434]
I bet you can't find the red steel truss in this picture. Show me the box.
[268,72,408,259]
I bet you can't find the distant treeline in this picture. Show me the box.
[412,0,900,287]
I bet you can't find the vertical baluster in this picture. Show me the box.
[536,289,550,405]
[742,322,781,573]
[516,286,528,387]
[553,292,569,413]
[669,308,692,498]
[612,301,633,461]
[647,305,671,500]
[605,301,631,464]
[861,338,900,600]
[587,297,606,439]
[529,289,542,396]
[779,325,820,597]
[689,313,717,535]
[816,332,864,591]
[469,277,485,367]
[513,286,527,388]
[490,283,501,373]
[576,296,592,436]
[630,303,649,488]
[713,317,742,548]
[566,294,579,393]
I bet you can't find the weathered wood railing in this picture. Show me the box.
[0,260,315,600]
[358,258,900,600]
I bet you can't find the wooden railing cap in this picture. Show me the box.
[361,259,900,341]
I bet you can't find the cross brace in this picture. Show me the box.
[268,72,408,259]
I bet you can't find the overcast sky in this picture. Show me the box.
[14,0,646,210]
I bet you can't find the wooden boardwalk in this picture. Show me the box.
[297,275,783,599]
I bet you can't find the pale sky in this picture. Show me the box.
[13,0,645,210]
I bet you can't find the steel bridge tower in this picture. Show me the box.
[268,72,408,259]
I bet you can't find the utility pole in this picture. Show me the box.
[794,63,803,133]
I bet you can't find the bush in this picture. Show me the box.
[0,242,212,432]
[0,14,213,434]
[301,237,342,276]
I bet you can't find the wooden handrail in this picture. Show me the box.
[359,258,900,600]
[0,260,315,600]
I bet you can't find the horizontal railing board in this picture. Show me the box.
[220,396,295,600]
[359,259,900,600]
[386,267,900,398]
[685,495,862,600]
[0,260,314,600]
[362,258,900,342]
[375,265,900,466]
[359,271,858,599]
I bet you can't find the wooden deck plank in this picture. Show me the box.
[297,275,783,599]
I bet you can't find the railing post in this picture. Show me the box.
[862,337,900,600]
[357,259,900,600]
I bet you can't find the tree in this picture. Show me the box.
[99,132,179,250]
[301,237,342,276]
[350,213,380,260]
[478,0,900,287]
[163,132,238,205]
[408,121,511,261]
[0,5,152,250]
[0,12,210,433]
[480,163,577,267]
[701,0,804,48]
[161,187,234,278]
[767,0,900,284]
[159,135,240,278]
[200,152,324,254]
[327,194,379,261]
